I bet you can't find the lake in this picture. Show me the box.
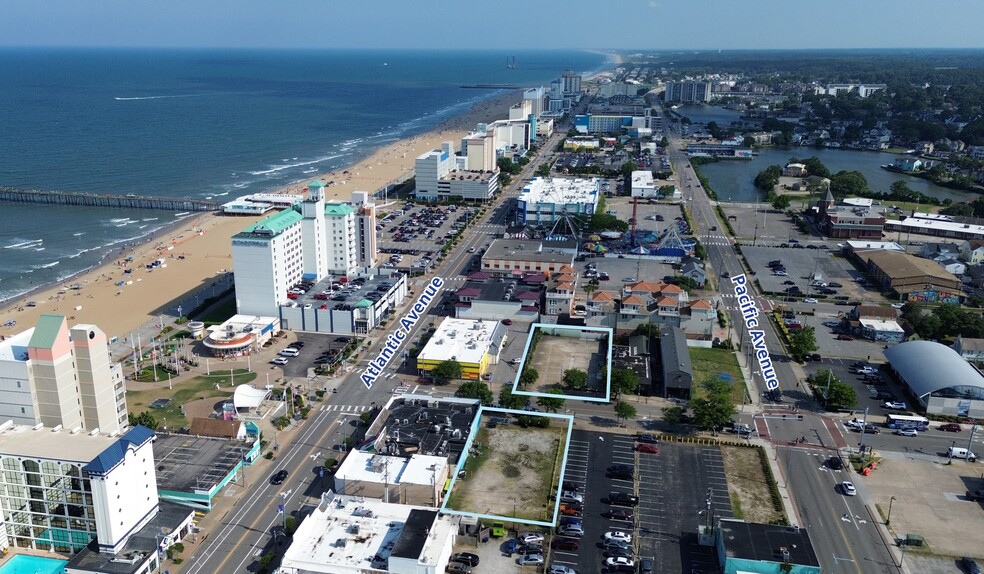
[697,147,973,203]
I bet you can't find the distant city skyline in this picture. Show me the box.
[3,0,984,51]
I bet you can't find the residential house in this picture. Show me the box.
[960,240,984,264]
[681,260,707,287]
[782,163,808,177]
[938,258,966,276]
[847,305,904,344]
[920,242,961,260]
[659,325,693,399]
[893,157,923,172]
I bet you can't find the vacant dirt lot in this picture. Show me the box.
[720,445,784,524]
[528,332,606,393]
[447,422,566,522]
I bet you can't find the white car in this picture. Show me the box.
[803,298,818,304]
[270,357,289,365]
[517,554,544,566]
[773,270,788,276]
[604,531,632,544]
[509,358,522,365]
[895,428,918,437]
[882,401,907,410]
[557,525,584,537]
[891,302,904,309]
[548,566,577,574]
[841,481,857,496]
[560,491,583,504]
[518,533,544,545]
[604,557,635,569]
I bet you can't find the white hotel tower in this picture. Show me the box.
[231,182,378,318]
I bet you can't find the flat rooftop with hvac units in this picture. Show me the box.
[416,318,508,381]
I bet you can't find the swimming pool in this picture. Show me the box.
[0,555,68,574]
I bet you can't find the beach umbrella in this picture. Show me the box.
[587,234,602,242]
[583,242,596,250]
[594,244,608,253]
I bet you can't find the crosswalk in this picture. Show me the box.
[320,404,372,413]
[700,234,732,246]
[718,292,776,312]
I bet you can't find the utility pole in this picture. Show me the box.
[857,407,870,459]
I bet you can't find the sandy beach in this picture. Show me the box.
[0,89,523,340]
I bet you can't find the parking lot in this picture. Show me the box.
[788,311,889,360]
[550,431,723,574]
[376,203,479,272]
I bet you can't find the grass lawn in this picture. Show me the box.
[199,296,238,325]
[126,369,256,429]
[689,347,748,404]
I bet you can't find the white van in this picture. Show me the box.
[946,447,977,461]
[279,348,300,357]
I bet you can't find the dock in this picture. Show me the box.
[0,187,220,212]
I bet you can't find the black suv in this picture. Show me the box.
[270,469,289,485]
[608,492,639,506]
[826,457,844,470]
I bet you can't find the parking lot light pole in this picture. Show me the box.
[887,496,896,526]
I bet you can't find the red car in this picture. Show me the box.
[939,423,962,432]
[551,537,580,551]
[635,443,659,454]
[501,319,513,325]
[836,334,854,341]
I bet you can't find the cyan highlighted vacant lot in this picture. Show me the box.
[441,407,573,526]
[512,323,612,403]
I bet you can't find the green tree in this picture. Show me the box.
[690,379,736,430]
[829,170,869,196]
[432,359,463,384]
[662,405,686,426]
[619,161,640,178]
[455,381,493,405]
[498,385,527,410]
[128,411,159,430]
[537,385,567,413]
[743,135,756,148]
[534,162,552,178]
[789,325,818,359]
[519,367,539,389]
[657,185,676,198]
[754,165,782,191]
[611,367,639,397]
[801,156,831,178]
[614,401,637,423]
[771,194,792,211]
[826,379,858,410]
[563,368,588,390]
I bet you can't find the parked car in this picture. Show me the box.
[491,522,506,538]
[446,561,472,574]
[939,423,962,432]
[608,492,639,506]
[803,297,818,304]
[604,531,632,544]
[518,533,544,545]
[551,537,580,551]
[560,491,583,504]
[636,434,659,444]
[548,565,578,574]
[270,357,289,365]
[559,503,582,516]
[636,443,659,454]
[841,481,857,496]
[556,525,584,537]
[517,554,544,566]
[607,507,634,521]
[604,557,635,571]
[450,553,479,567]
[835,334,854,341]
[605,545,634,559]
[963,557,981,574]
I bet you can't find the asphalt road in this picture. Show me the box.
[781,446,897,574]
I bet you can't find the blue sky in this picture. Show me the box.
[3,0,983,50]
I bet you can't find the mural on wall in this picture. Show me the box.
[905,289,961,304]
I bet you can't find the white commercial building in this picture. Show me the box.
[276,492,458,574]
[523,86,545,117]
[508,99,532,122]
[487,119,531,155]
[232,185,380,318]
[631,170,656,198]
[416,318,507,380]
[0,314,127,434]
[415,140,500,201]
[516,177,601,225]
[460,131,496,172]
[332,452,449,507]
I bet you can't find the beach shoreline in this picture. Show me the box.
[0,88,525,339]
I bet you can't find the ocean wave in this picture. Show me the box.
[114,93,212,101]
[4,239,43,249]
[33,261,60,270]
[248,153,347,176]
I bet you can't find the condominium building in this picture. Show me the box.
[460,131,496,172]
[413,142,456,200]
[352,191,378,268]
[562,70,582,94]
[0,424,172,553]
[0,314,127,434]
[523,86,545,117]
[664,81,713,103]
[324,202,358,276]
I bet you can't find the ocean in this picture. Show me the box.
[0,48,608,303]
